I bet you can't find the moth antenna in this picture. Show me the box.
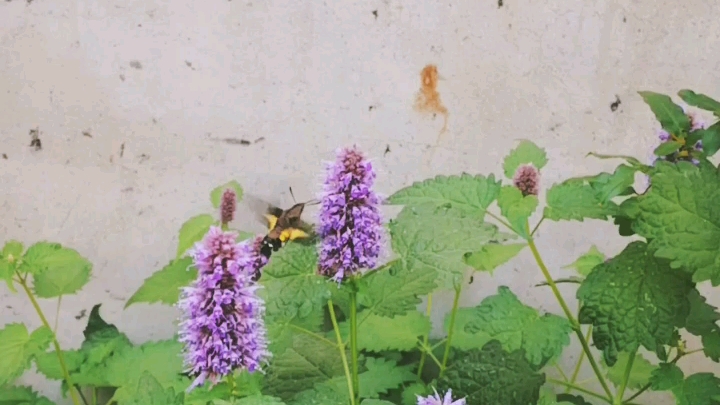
[289,186,297,204]
[305,199,320,206]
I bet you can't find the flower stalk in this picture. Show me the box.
[439,286,461,377]
[328,300,355,405]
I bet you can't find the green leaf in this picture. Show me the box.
[289,382,348,405]
[503,140,548,178]
[701,122,720,156]
[586,165,638,202]
[389,205,514,289]
[34,349,84,380]
[210,180,244,209]
[105,339,185,403]
[444,307,492,351]
[263,334,344,401]
[496,186,538,238]
[2,240,24,259]
[361,400,396,405]
[463,243,526,273]
[462,286,572,369]
[0,385,57,405]
[577,241,695,366]
[124,257,196,308]
[358,260,437,318]
[0,260,14,293]
[633,161,720,285]
[401,383,428,405]
[650,363,720,405]
[702,330,720,362]
[259,243,330,354]
[654,141,683,157]
[603,351,657,390]
[177,214,215,258]
[340,312,431,352]
[678,89,720,115]
[436,340,545,405]
[544,179,619,222]
[555,394,593,405]
[19,242,92,297]
[0,324,54,384]
[685,289,720,336]
[385,173,502,218]
[125,371,184,405]
[357,357,415,399]
[638,91,691,135]
[215,395,286,405]
[563,245,606,277]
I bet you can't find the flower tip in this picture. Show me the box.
[512,164,540,197]
[220,188,237,224]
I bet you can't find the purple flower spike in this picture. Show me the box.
[512,164,539,197]
[177,227,270,392]
[220,189,237,225]
[417,388,466,405]
[317,146,384,283]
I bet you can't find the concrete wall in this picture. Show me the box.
[2,0,719,403]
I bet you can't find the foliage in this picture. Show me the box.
[2,88,720,405]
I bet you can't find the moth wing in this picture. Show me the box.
[244,194,282,228]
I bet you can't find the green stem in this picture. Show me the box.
[17,274,81,405]
[548,378,613,404]
[349,289,359,402]
[92,388,97,405]
[226,374,236,396]
[530,216,545,237]
[416,294,433,378]
[287,324,337,347]
[485,211,517,233]
[439,286,461,377]
[526,237,614,400]
[553,362,569,382]
[54,296,62,333]
[328,300,355,405]
[417,339,444,368]
[566,325,593,392]
[614,348,636,404]
[623,348,691,403]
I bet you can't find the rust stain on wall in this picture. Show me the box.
[414,64,448,137]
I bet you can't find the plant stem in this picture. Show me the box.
[485,211,517,234]
[614,348,636,404]
[416,294,433,378]
[17,274,81,405]
[548,378,613,404]
[91,388,97,405]
[328,300,355,405]
[526,236,614,400]
[349,289,359,402]
[623,348,692,403]
[439,287,461,377]
[287,324,337,347]
[530,216,545,237]
[417,339,444,368]
[553,362,569,382]
[226,374,236,396]
[54,296,62,333]
[566,325,593,392]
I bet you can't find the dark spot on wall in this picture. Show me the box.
[254,137,265,143]
[384,144,391,156]
[82,130,92,138]
[120,142,125,157]
[185,61,195,70]
[29,127,42,150]
[610,95,621,112]
[139,154,150,163]
[623,17,626,22]
[74,309,86,320]
[498,0,503,7]
[368,105,374,111]
[372,9,378,19]
[129,60,143,69]
[119,74,126,81]
[2,154,7,159]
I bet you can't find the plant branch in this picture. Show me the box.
[328,300,355,405]
[548,378,613,404]
[566,325,593,392]
[416,294,433,378]
[615,348,636,404]
[622,346,699,403]
[530,216,545,237]
[417,338,443,368]
[526,234,614,401]
[287,324,336,347]
[54,296,62,333]
[17,273,81,405]
[349,289,360,402]
[485,211,517,234]
[553,362,569,382]
[439,287,461,377]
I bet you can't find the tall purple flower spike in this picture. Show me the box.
[177,227,270,392]
[417,388,466,405]
[220,188,237,225]
[317,146,384,283]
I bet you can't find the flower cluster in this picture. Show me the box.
[417,388,466,405]
[512,164,540,197]
[177,227,270,391]
[220,188,237,225]
[654,108,706,166]
[317,146,383,283]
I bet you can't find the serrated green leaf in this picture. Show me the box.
[34,349,84,380]
[701,122,720,156]
[503,140,548,178]
[638,91,691,135]
[702,330,720,362]
[544,179,619,222]
[289,382,348,405]
[463,243,526,273]
[125,371,184,405]
[587,165,638,202]
[632,161,720,285]
[462,286,572,369]
[563,245,606,277]
[496,186,538,238]
[124,257,196,308]
[358,260,437,318]
[0,259,14,293]
[401,383,428,405]
[0,385,57,405]
[555,394,593,405]
[259,243,330,352]
[678,89,720,114]
[685,289,720,336]
[650,363,720,405]
[389,205,514,289]
[210,180,244,209]
[339,312,431,352]
[263,334,344,401]
[105,339,185,403]
[437,340,545,405]
[0,324,54,384]
[603,351,657,390]
[361,400,396,405]
[215,395,286,405]
[358,357,415,399]
[385,173,502,218]
[444,307,492,351]
[177,214,215,258]
[2,240,24,259]
[654,141,683,156]
[577,241,695,366]
[18,242,92,297]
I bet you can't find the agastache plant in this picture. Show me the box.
[317,145,383,283]
[177,227,270,391]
